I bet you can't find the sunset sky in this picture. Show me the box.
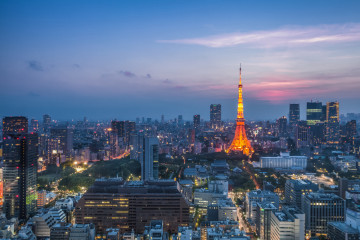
[1,0,360,121]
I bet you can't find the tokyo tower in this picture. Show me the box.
[227,65,254,156]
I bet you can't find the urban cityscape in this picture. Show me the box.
[1,1,360,240]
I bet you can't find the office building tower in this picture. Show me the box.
[338,178,360,199]
[111,120,122,137]
[270,206,305,240]
[50,127,74,157]
[193,115,200,129]
[321,105,327,122]
[210,104,221,129]
[277,116,287,137]
[30,119,39,132]
[75,179,189,234]
[2,116,28,136]
[327,222,359,240]
[285,180,319,209]
[125,121,136,144]
[346,120,357,145]
[289,104,300,129]
[310,122,326,146]
[245,190,279,222]
[306,101,323,125]
[302,193,345,236]
[142,136,159,181]
[178,115,183,126]
[161,114,164,123]
[3,132,38,219]
[326,101,340,145]
[43,114,51,132]
[256,202,277,240]
[296,121,310,148]
[130,131,145,162]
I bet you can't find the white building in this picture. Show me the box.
[260,152,307,170]
[270,207,305,240]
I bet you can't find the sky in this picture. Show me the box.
[1,0,360,121]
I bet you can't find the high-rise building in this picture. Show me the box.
[302,193,345,236]
[345,120,357,145]
[289,104,300,129]
[2,116,28,136]
[326,101,340,145]
[306,101,323,125]
[327,222,359,240]
[270,206,305,240]
[142,136,159,181]
[256,202,277,240]
[285,180,319,209]
[227,66,253,155]
[30,119,39,132]
[43,114,51,132]
[210,104,221,129]
[50,127,74,157]
[193,115,200,129]
[130,131,145,161]
[277,116,287,137]
[296,121,311,148]
[75,179,189,234]
[3,131,38,219]
[245,190,279,222]
[178,115,183,126]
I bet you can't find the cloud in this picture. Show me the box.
[158,23,360,48]
[162,79,172,84]
[118,70,136,78]
[145,74,152,78]
[73,64,81,69]
[28,60,44,71]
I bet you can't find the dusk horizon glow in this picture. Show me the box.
[1,0,360,121]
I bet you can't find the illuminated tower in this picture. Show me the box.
[227,65,254,155]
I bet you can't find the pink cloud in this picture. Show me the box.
[159,23,360,48]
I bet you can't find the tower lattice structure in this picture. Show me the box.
[227,65,254,156]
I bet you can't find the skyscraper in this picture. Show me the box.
[142,136,159,181]
[289,104,300,129]
[227,65,253,155]
[2,117,38,219]
[30,119,39,132]
[193,115,200,129]
[326,101,340,145]
[2,116,28,136]
[50,126,74,157]
[277,116,287,137]
[210,104,221,129]
[306,101,323,125]
[43,114,51,133]
[285,179,318,209]
[296,121,311,148]
[302,193,345,236]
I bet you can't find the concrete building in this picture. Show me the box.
[285,179,318,209]
[142,136,159,181]
[302,193,345,236]
[69,224,95,240]
[256,202,277,240]
[327,222,359,240]
[75,179,189,234]
[245,190,279,223]
[270,206,305,240]
[260,152,307,171]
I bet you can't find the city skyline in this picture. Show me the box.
[1,0,360,121]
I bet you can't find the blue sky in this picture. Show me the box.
[1,0,360,121]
